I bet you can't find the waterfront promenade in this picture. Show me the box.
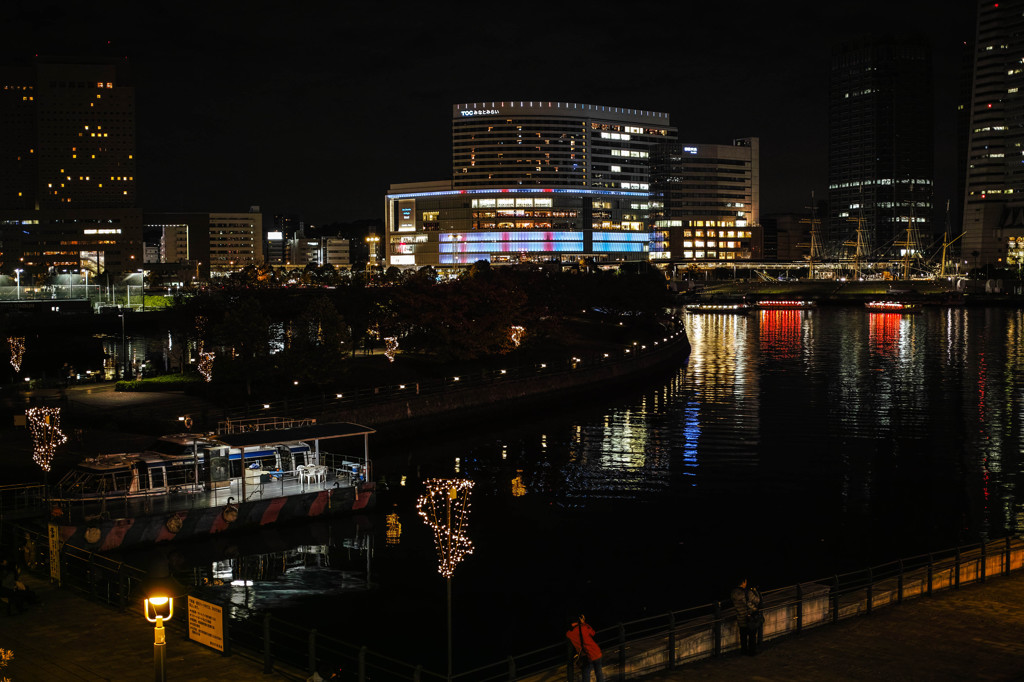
[4,565,1024,680]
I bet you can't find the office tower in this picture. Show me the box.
[208,208,264,274]
[268,213,303,265]
[0,57,142,276]
[962,0,1024,268]
[828,36,934,262]
[651,139,760,261]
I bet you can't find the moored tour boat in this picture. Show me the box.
[48,421,377,550]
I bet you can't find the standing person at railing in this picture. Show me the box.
[731,576,763,656]
[566,614,605,682]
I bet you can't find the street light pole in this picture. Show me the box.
[143,559,185,682]
[14,269,22,300]
[119,313,126,380]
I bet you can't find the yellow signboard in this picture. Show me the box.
[188,596,225,652]
[47,523,61,584]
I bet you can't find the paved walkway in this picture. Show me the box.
[1,574,308,681]
[6,570,1024,681]
[643,570,1024,681]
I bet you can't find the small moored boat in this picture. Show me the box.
[865,300,921,313]
[755,300,816,310]
[685,302,750,314]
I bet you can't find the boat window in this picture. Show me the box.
[150,466,166,489]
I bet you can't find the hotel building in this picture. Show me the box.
[962,0,1024,267]
[386,102,676,268]
[0,57,143,277]
[651,139,760,261]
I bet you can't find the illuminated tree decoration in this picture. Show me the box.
[385,511,402,545]
[8,337,25,372]
[511,473,526,497]
[417,478,475,578]
[510,325,525,348]
[26,406,67,473]
[198,352,215,382]
[384,337,398,363]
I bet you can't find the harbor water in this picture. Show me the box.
[129,305,1024,672]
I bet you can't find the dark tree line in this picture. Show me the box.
[163,263,672,397]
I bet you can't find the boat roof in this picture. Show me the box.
[215,422,375,449]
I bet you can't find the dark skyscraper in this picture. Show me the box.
[0,57,142,277]
[828,36,934,263]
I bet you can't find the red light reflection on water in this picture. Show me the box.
[758,309,802,358]
[868,312,902,356]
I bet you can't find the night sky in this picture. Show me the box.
[4,1,975,226]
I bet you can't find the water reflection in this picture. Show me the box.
[98,305,1024,670]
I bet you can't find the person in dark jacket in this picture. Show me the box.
[566,614,605,682]
[731,577,762,655]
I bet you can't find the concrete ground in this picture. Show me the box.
[1,574,308,681]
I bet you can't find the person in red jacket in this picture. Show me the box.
[566,614,605,682]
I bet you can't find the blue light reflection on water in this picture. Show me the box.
[176,306,1024,672]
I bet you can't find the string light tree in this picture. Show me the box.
[26,406,67,490]
[509,325,525,348]
[417,478,475,679]
[384,337,398,363]
[198,352,215,383]
[8,336,25,372]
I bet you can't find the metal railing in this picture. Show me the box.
[8,524,1022,682]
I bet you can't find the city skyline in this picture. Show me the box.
[4,1,972,227]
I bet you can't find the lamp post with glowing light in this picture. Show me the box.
[417,478,474,680]
[143,558,186,682]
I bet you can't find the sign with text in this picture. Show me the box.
[188,596,225,652]
[47,523,61,584]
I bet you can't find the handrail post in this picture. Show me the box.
[617,623,626,682]
[414,665,422,682]
[796,583,803,634]
[712,602,722,657]
[308,628,317,675]
[1006,536,1013,575]
[358,645,367,682]
[927,554,934,596]
[866,568,873,615]
[831,576,839,624]
[897,560,904,603]
[667,611,676,669]
[981,542,987,583]
[507,655,516,681]
[566,642,575,682]
[263,613,273,674]
[955,547,961,589]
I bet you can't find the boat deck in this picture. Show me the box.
[55,467,362,524]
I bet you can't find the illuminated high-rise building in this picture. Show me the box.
[962,0,1024,267]
[0,57,142,276]
[828,36,934,260]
